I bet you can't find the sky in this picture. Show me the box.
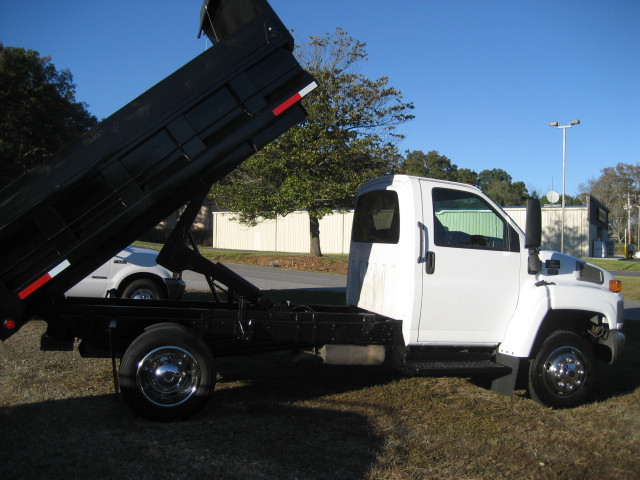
[1,0,638,198]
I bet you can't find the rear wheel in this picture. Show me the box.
[119,324,215,420]
[528,330,595,408]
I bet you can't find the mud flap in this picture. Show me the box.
[490,353,521,396]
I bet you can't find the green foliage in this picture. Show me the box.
[580,162,640,242]
[211,29,414,255]
[397,150,483,185]
[476,168,528,206]
[0,44,97,189]
[397,152,529,206]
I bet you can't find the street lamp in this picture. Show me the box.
[549,119,580,254]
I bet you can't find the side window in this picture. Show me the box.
[432,188,509,250]
[352,190,400,244]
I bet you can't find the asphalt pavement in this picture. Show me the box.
[612,271,640,277]
[182,263,346,292]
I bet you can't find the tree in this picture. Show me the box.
[476,168,528,206]
[397,151,530,205]
[398,150,429,176]
[456,168,478,185]
[580,163,640,242]
[397,150,479,184]
[211,29,414,256]
[0,44,97,189]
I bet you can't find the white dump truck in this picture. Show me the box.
[0,0,624,420]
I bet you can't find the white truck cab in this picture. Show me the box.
[347,175,625,408]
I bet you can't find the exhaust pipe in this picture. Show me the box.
[319,345,386,366]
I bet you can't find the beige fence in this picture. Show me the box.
[504,206,589,258]
[212,211,354,254]
[211,206,593,257]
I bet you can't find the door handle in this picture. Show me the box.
[426,251,436,275]
[418,222,435,274]
[417,222,428,263]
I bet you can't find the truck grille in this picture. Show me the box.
[576,262,604,285]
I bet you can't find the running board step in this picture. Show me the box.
[403,359,511,376]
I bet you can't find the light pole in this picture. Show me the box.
[549,119,580,253]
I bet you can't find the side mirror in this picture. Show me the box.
[525,197,541,249]
[525,197,542,274]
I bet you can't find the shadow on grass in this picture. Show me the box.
[0,351,401,480]
[595,321,640,402]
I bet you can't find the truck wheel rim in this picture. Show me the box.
[542,346,587,397]
[136,346,200,407]
[130,289,154,300]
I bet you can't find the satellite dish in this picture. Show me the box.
[546,190,560,204]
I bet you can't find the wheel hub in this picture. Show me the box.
[136,346,200,407]
[130,289,154,300]
[542,347,587,396]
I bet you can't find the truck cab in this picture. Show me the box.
[347,174,625,407]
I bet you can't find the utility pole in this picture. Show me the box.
[636,201,639,250]
[628,193,632,244]
[549,120,580,253]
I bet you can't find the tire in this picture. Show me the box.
[119,324,215,421]
[121,278,164,300]
[528,330,596,408]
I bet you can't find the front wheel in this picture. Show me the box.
[121,278,163,300]
[119,324,215,420]
[528,330,596,408]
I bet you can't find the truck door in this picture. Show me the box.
[418,183,521,344]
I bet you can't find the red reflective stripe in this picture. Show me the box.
[272,82,318,116]
[18,273,52,299]
[272,93,302,116]
[17,259,70,299]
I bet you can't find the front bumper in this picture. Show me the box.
[598,330,626,365]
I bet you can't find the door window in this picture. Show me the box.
[432,188,512,251]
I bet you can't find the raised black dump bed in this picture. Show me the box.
[0,0,316,339]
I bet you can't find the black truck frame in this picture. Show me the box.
[0,0,400,420]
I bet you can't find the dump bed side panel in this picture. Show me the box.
[0,0,314,335]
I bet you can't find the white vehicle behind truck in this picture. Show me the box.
[347,174,625,407]
[65,246,185,300]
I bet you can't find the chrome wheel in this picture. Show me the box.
[120,325,215,420]
[136,346,201,407]
[541,346,587,397]
[129,288,155,300]
[528,330,596,408]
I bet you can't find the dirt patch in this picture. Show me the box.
[207,253,349,275]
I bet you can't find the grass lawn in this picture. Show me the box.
[2,314,638,479]
[586,257,640,272]
[135,241,350,274]
[618,276,640,302]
